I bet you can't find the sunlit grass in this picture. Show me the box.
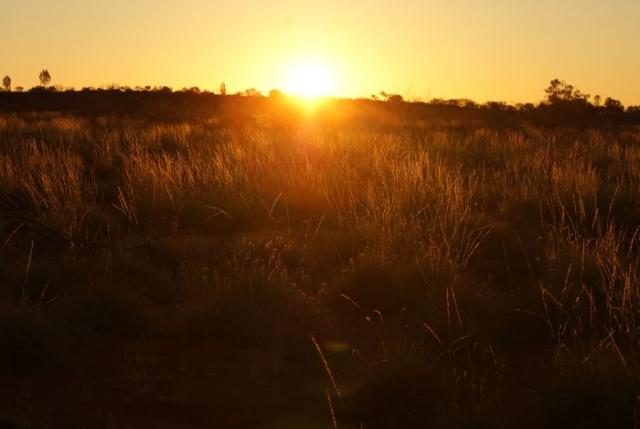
[1,114,640,427]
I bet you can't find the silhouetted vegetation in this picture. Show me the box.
[1,79,640,427]
[38,69,51,87]
[0,78,637,128]
[379,91,404,103]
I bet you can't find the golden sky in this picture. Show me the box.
[2,0,639,104]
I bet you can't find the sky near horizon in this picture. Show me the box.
[2,0,639,104]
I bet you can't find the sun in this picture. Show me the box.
[284,61,335,99]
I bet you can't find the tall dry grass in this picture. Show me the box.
[1,113,640,427]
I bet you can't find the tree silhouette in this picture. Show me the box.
[220,82,227,96]
[594,95,602,106]
[544,79,589,104]
[243,88,261,97]
[379,91,403,103]
[604,97,624,113]
[39,69,51,87]
[2,75,10,91]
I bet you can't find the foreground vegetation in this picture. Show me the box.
[1,106,640,427]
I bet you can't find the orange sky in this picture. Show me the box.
[2,0,640,104]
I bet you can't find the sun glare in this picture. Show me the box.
[284,61,335,99]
